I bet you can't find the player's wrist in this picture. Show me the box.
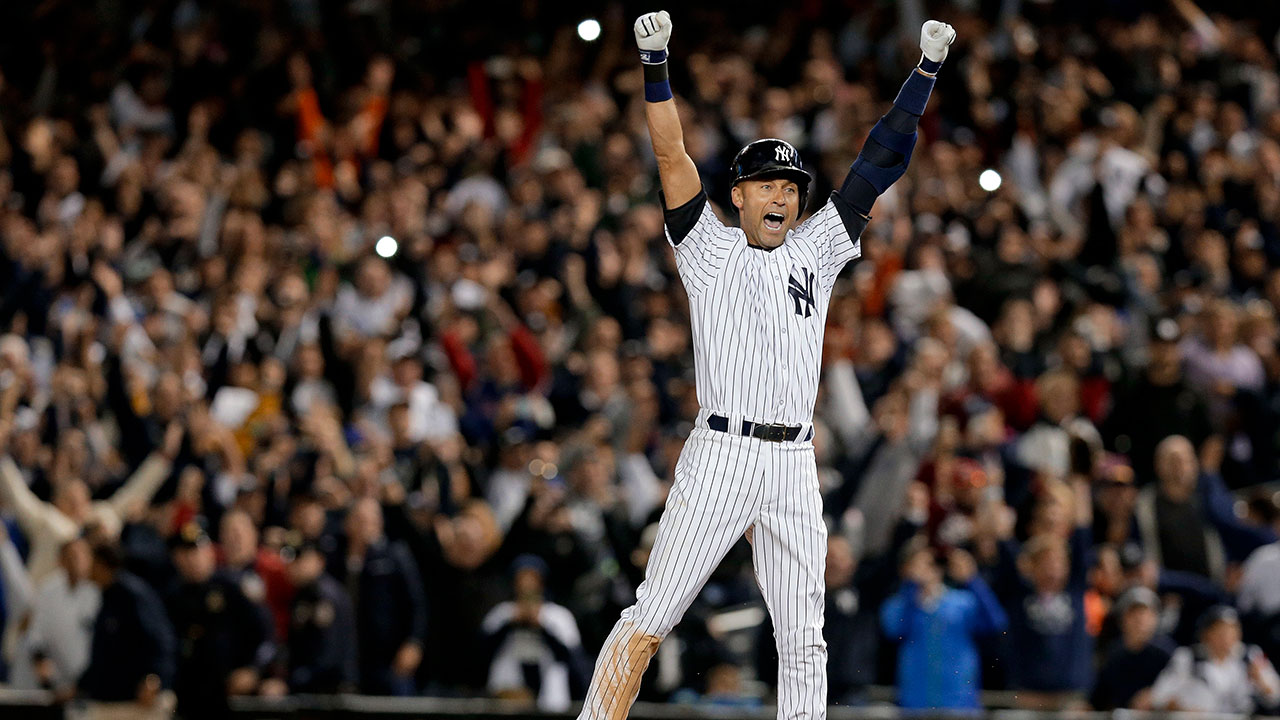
[917,55,942,76]
[642,52,673,103]
[640,48,667,65]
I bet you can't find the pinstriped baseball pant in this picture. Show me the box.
[578,426,828,720]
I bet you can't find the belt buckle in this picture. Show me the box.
[764,424,786,442]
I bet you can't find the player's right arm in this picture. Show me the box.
[635,11,700,209]
[635,11,728,297]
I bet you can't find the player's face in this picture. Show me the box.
[733,178,800,249]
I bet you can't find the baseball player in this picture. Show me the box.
[577,11,955,720]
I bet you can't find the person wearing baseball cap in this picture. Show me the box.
[164,520,275,717]
[275,532,357,695]
[1090,587,1174,710]
[1105,315,1211,485]
[1150,604,1280,713]
[481,554,588,712]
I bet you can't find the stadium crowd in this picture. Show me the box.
[2,0,1280,716]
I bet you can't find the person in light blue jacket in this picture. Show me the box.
[881,539,1008,711]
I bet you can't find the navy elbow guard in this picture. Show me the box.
[840,67,935,214]
[843,119,917,214]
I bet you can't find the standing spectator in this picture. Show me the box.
[481,555,588,711]
[1239,510,1280,662]
[1180,300,1265,426]
[278,536,356,694]
[0,518,31,682]
[881,542,1008,711]
[4,533,98,696]
[997,480,1094,710]
[164,522,274,718]
[1104,317,1214,484]
[1134,435,1273,583]
[332,498,427,696]
[1151,605,1280,714]
[77,541,177,720]
[0,425,179,581]
[1136,435,1220,580]
[823,507,926,706]
[1091,456,1139,546]
[1089,587,1174,711]
[216,510,291,642]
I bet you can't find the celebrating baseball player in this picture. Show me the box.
[578,10,955,720]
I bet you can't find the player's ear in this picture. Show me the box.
[730,185,743,211]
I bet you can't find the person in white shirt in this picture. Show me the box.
[6,534,100,696]
[1238,532,1280,618]
[481,555,588,711]
[0,424,179,583]
[1151,605,1280,714]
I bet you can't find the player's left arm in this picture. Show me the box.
[808,21,954,288]
[838,21,955,219]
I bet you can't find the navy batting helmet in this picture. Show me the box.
[730,138,813,210]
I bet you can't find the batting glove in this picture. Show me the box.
[919,20,956,65]
[635,11,672,54]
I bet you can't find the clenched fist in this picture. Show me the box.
[634,11,672,53]
[920,20,956,64]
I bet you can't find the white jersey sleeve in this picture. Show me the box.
[662,189,737,298]
[793,191,869,293]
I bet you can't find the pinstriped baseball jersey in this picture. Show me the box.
[669,191,866,425]
[577,190,868,720]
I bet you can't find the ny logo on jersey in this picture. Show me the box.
[774,144,794,163]
[788,268,815,318]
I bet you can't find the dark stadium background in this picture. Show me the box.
[0,0,1279,718]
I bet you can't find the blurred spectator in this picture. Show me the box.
[77,541,176,720]
[881,542,1007,710]
[996,480,1094,710]
[1106,319,1214,486]
[481,554,588,711]
[1151,605,1280,714]
[331,497,427,696]
[3,532,97,697]
[1238,504,1280,664]
[278,536,356,694]
[1089,587,1174,711]
[215,509,291,641]
[0,426,178,581]
[1136,435,1274,584]
[164,522,274,717]
[1091,456,1139,547]
[825,492,925,706]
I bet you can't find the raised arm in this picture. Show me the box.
[839,21,955,217]
[635,11,700,209]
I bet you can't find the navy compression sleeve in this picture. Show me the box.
[840,68,938,216]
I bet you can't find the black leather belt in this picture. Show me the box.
[707,414,811,443]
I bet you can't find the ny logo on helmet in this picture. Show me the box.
[788,268,815,318]
[774,145,794,164]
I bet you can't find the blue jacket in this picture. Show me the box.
[881,575,1008,710]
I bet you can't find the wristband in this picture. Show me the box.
[918,56,943,75]
[639,48,667,65]
[643,57,673,103]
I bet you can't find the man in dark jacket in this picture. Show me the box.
[281,534,357,693]
[1090,587,1175,710]
[79,540,177,719]
[329,497,428,695]
[165,521,275,717]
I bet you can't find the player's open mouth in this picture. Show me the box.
[763,212,785,230]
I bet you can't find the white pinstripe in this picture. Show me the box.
[579,197,858,720]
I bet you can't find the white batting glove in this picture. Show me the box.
[634,11,672,53]
[920,20,956,65]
